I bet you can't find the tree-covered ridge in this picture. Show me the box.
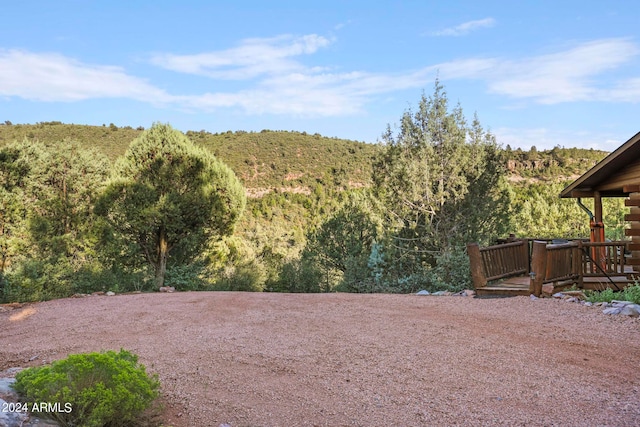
[192,129,377,191]
[0,121,609,190]
[0,122,378,194]
[504,145,607,180]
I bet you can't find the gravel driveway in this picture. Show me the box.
[1,292,639,426]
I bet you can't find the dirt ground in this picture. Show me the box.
[1,292,639,426]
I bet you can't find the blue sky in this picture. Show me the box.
[1,1,639,151]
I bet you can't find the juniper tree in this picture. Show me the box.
[96,123,246,288]
[373,81,511,286]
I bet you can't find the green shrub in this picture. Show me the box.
[585,283,640,304]
[13,349,160,427]
[3,258,75,302]
[212,259,267,292]
[424,247,471,293]
[164,263,208,291]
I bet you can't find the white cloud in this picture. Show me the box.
[428,38,640,105]
[1,36,638,120]
[149,34,441,116]
[150,34,333,80]
[0,49,172,104]
[487,39,639,103]
[431,18,496,37]
[175,69,425,117]
[606,77,640,102]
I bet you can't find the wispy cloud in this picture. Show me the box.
[175,69,435,116]
[150,34,439,116]
[0,36,638,120]
[150,34,333,80]
[431,18,496,37]
[430,38,640,104]
[0,49,172,104]
[486,38,640,103]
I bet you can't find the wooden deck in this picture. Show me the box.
[474,276,581,297]
[582,275,635,291]
[474,276,530,297]
[468,239,637,297]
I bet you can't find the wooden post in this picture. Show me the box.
[529,241,547,297]
[466,243,487,289]
[519,239,530,274]
[576,241,584,288]
[594,191,603,225]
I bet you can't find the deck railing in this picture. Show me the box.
[578,241,628,276]
[529,241,581,295]
[467,240,529,288]
[468,238,633,296]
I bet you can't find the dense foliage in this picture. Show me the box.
[13,349,160,427]
[0,139,111,301]
[0,85,627,301]
[371,82,511,292]
[95,123,246,288]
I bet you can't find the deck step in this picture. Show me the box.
[476,289,530,297]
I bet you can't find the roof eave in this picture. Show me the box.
[560,131,640,198]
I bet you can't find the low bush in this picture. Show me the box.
[585,283,640,304]
[13,349,160,427]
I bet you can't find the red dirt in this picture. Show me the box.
[1,292,639,426]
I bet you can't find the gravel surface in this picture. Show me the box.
[1,292,639,426]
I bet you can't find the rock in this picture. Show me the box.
[552,293,565,299]
[0,397,29,427]
[611,300,634,306]
[603,307,622,315]
[0,378,17,400]
[619,304,640,317]
[91,291,105,296]
[159,286,175,293]
[0,373,62,427]
[105,291,115,296]
[0,368,23,378]
[464,289,476,297]
[432,291,452,296]
[530,294,539,301]
[416,290,430,296]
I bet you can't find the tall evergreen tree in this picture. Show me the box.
[0,140,111,301]
[96,123,246,288]
[373,81,511,284]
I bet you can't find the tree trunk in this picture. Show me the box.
[155,229,168,289]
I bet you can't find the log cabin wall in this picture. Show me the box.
[624,186,640,272]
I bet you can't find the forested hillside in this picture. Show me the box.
[0,122,377,194]
[0,116,626,303]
